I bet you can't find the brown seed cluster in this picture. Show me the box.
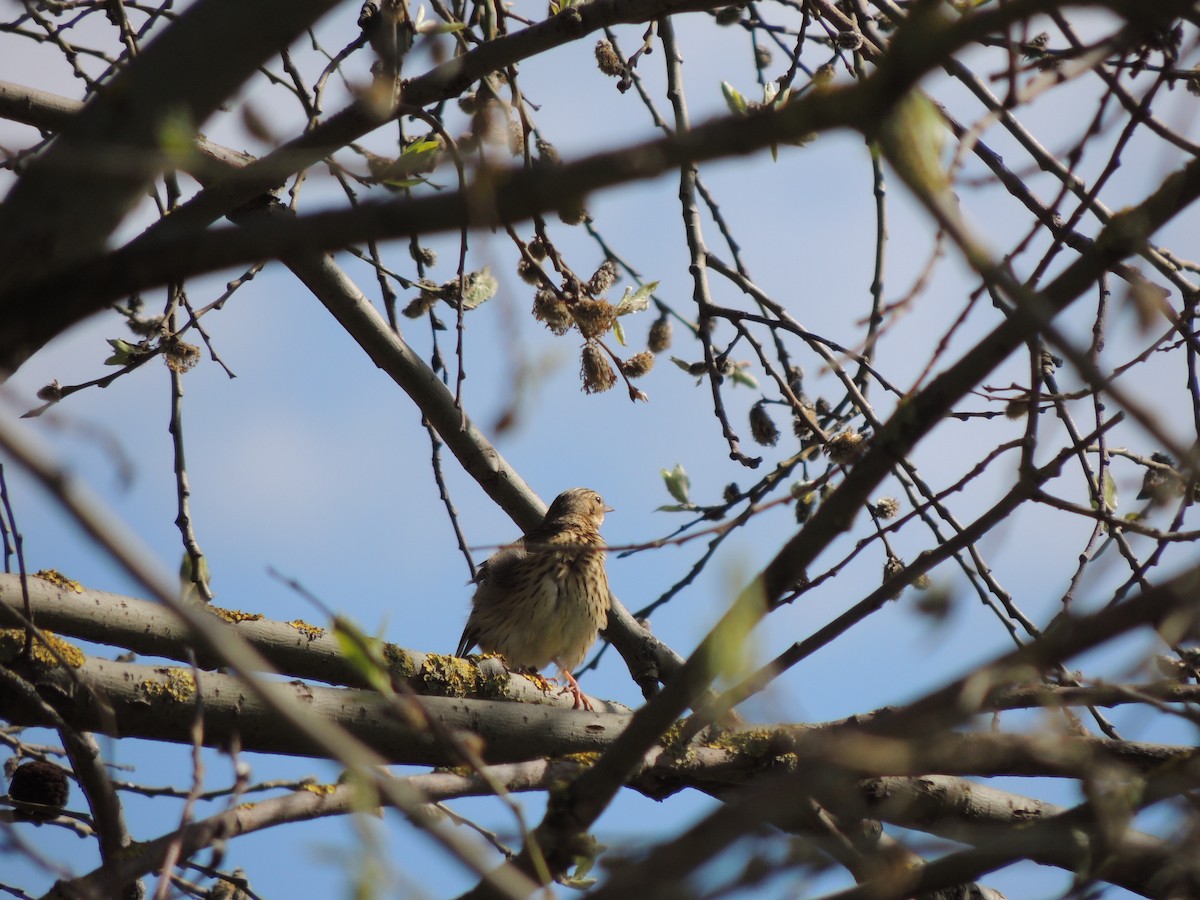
[826,431,865,464]
[620,351,655,379]
[648,315,673,353]
[8,760,70,822]
[573,299,617,340]
[595,40,625,77]
[749,401,780,447]
[581,344,617,394]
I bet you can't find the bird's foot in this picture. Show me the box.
[520,670,555,695]
[559,670,593,711]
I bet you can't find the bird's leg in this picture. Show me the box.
[559,670,592,711]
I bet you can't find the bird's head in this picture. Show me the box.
[544,487,612,529]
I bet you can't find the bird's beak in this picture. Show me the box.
[604,504,615,513]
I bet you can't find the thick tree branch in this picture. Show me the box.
[0,0,341,296]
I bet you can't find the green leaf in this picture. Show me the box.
[876,90,951,205]
[561,835,606,890]
[730,368,759,389]
[1102,471,1119,512]
[612,317,626,346]
[104,338,145,367]
[379,176,430,191]
[459,267,498,309]
[179,552,211,601]
[721,81,748,116]
[614,281,658,316]
[416,19,468,34]
[334,616,393,694]
[655,503,696,512]
[401,138,442,158]
[711,572,765,680]
[661,464,691,505]
[156,106,197,167]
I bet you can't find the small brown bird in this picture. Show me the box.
[456,488,612,710]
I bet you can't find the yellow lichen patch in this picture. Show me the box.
[560,752,601,766]
[709,727,799,771]
[475,662,511,700]
[657,720,691,756]
[419,653,477,698]
[521,671,556,696]
[431,764,474,777]
[383,643,417,680]
[301,783,338,796]
[210,607,264,624]
[415,653,512,700]
[287,619,325,641]
[0,628,85,669]
[141,667,197,703]
[33,570,84,593]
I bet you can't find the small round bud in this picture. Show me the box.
[826,430,865,464]
[1004,397,1030,419]
[871,497,900,519]
[572,298,617,339]
[620,351,655,379]
[648,315,673,353]
[882,556,906,599]
[527,236,548,260]
[581,343,617,394]
[533,289,571,335]
[535,138,560,165]
[834,30,863,51]
[9,760,70,822]
[755,47,772,69]
[128,314,165,337]
[714,5,742,26]
[410,246,437,267]
[723,483,740,503]
[749,401,780,447]
[517,258,541,285]
[595,40,625,77]
[588,259,618,296]
[913,573,932,591]
[794,493,814,524]
[404,291,439,319]
[1040,350,1062,374]
[1138,452,1185,504]
[557,198,590,225]
[789,481,814,501]
[1023,32,1049,58]
[793,403,817,440]
[36,381,63,402]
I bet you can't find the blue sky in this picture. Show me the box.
[3,2,1200,897]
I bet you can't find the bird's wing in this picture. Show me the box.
[456,543,529,657]
[455,623,478,658]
